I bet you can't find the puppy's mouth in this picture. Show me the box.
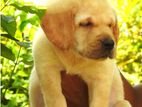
[78,38,116,59]
[79,49,115,60]
[85,50,115,59]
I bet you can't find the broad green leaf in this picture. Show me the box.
[11,3,46,19]
[1,43,15,61]
[11,3,38,13]
[1,14,16,37]
[13,3,46,19]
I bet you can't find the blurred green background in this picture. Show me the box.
[0,0,142,107]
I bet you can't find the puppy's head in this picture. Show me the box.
[41,0,119,59]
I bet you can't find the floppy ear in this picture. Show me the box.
[113,18,119,43]
[41,9,75,50]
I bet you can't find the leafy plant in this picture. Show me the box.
[1,0,45,107]
[112,0,142,85]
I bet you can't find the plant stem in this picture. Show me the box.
[1,0,11,11]
[2,33,24,100]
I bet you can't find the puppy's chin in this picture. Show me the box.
[78,50,115,60]
[87,51,115,59]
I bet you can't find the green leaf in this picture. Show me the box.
[36,9,46,19]
[7,97,17,107]
[21,54,33,65]
[1,14,16,37]
[4,0,7,2]
[1,34,31,48]
[11,3,38,13]
[1,43,15,61]
[1,34,19,41]
[11,3,46,19]
[19,16,39,31]
[16,41,31,48]
[19,21,29,31]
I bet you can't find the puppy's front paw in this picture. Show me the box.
[113,100,131,107]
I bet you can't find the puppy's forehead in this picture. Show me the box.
[78,0,113,14]
[76,0,116,24]
[82,0,111,7]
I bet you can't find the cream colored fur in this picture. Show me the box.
[29,0,131,107]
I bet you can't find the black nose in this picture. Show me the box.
[101,39,114,50]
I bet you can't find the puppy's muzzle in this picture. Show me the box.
[101,38,114,51]
[81,35,115,59]
[94,37,115,59]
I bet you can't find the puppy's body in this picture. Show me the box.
[29,0,131,107]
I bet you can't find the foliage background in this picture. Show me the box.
[0,0,142,107]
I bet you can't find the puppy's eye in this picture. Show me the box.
[79,21,93,27]
[108,21,115,28]
[108,23,112,28]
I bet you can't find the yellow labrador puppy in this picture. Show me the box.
[29,0,131,107]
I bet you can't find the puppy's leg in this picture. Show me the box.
[32,31,67,107]
[81,59,116,107]
[36,65,67,107]
[88,76,113,107]
[29,68,44,107]
[112,70,131,107]
[113,100,131,107]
